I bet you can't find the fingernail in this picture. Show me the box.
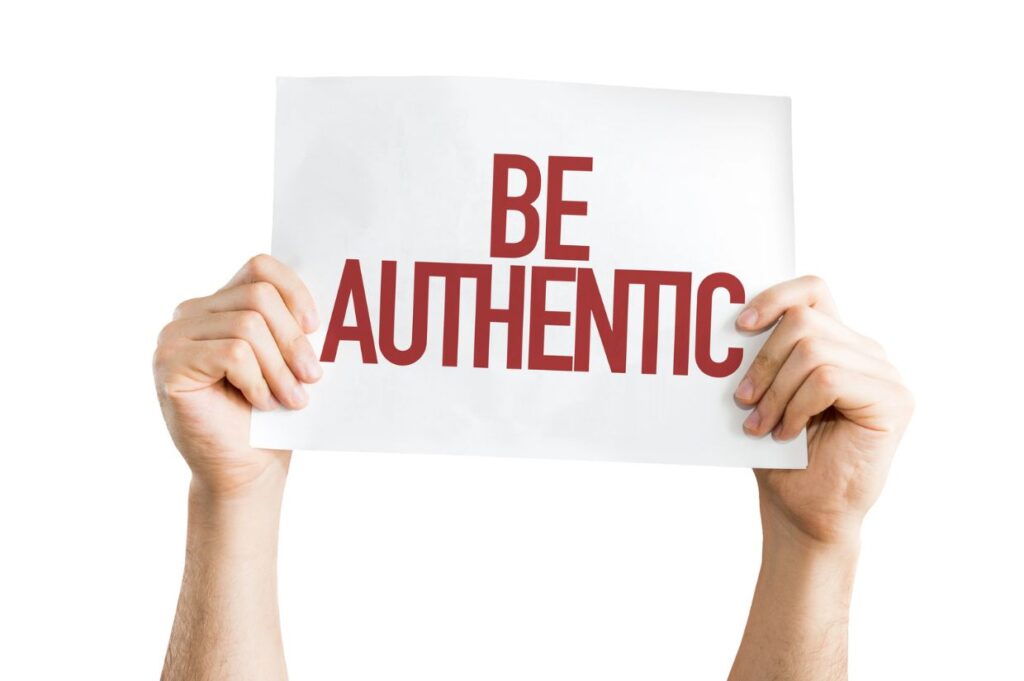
[299,343,323,381]
[737,308,758,329]
[304,356,323,381]
[292,337,323,382]
[744,408,761,432]
[291,383,308,408]
[735,377,754,401]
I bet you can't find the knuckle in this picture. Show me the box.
[785,304,814,327]
[247,253,274,278]
[248,281,278,310]
[813,365,840,390]
[235,310,264,336]
[225,338,251,363]
[801,274,829,293]
[152,340,187,399]
[151,341,174,372]
[795,336,825,365]
[156,321,178,346]
[172,299,195,320]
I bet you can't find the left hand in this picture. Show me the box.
[733,276,914,547]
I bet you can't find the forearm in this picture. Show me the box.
[728,506,860,681]
[162,465,289,681]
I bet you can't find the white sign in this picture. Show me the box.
[251,77,806,468]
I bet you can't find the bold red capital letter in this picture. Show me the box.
[695,272,744,378]
[321,259,378,364]
[491,154,542,258]
[418,263,490,367]
[574,268,627,373]
[528,266,576,372]
[614,270,693,376]
[545,156,592,261]
[378,261,429,366]
[474,265,526,369]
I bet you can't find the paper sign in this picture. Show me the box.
[251,77,806,468]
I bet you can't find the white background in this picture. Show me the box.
[1,2,1020,679]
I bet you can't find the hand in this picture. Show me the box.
[153,254,322,497]
[733,276,914,548]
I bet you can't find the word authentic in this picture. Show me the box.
[320,154,746,378]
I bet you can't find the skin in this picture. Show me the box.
[155,255,321,680]
[728,276,913,680]
[154,258,912,680]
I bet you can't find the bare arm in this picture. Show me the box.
[163,468,289,680]
[155,255,321,680]
[730,508,859,680]
[727,276,913,680]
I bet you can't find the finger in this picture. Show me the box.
[737,275,839,330]
[734,305,887,405]
[162,311,308,409]
[742,337,901,437]
[154,338,278,411]
[773,366,914,441]
[174,281,322,383]
[223,254,319,333]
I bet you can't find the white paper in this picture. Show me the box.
[252,77,806,468]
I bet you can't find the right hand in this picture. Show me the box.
[153,254,322,496]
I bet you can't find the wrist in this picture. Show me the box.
[757,486,863,554]
[758,501,860,604]
[187,462,288,557]
[189,452,290,504]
